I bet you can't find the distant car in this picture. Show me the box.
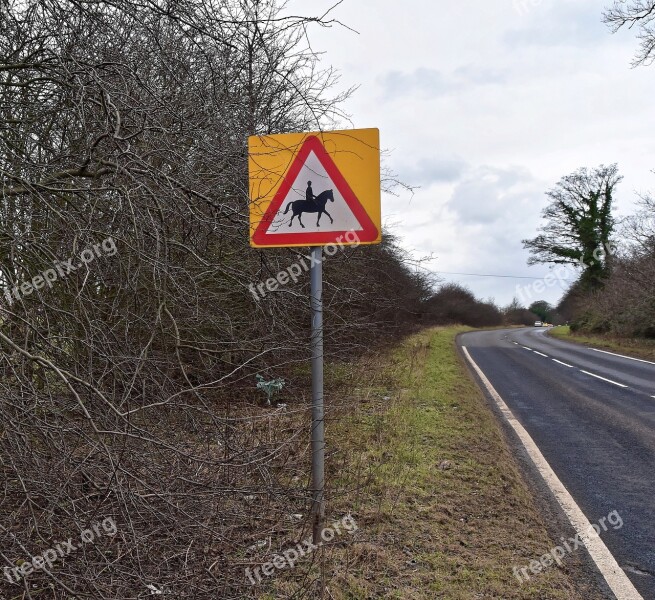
[534,321,543,327]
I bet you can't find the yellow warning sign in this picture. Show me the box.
[249,128,381,248]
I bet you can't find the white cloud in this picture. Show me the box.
[378,66,506,99]
[504,0,612,48]
[396,156,468,186]
[446,165,538,226]
[283,0,655,306]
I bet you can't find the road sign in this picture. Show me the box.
[249,128,381,248]
[248,127,382,548]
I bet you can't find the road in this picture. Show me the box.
[459,327,655,599]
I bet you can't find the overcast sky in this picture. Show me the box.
[285,0,655,307]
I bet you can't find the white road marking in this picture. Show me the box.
[580,370,628,389]
[461,346,643,600]
[552,359,574,368]
[522,346,532,351]
[533,351,549,358]
[589,347,655,366]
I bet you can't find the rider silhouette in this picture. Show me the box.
[306,181,316,205]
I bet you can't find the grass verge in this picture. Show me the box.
[269,326,590,599]
[550,325,655,361]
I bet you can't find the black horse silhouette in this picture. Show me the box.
[283,189,335,228]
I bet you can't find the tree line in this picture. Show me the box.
[520,1,655,338]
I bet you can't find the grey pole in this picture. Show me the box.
[310,245,325,545]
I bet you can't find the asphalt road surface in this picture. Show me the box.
[459,327,655,599]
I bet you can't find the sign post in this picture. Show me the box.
[249,128,381,543]
[309,245,325,544]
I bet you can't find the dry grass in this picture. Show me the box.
[264,326,590,599]
[550,325,655,361]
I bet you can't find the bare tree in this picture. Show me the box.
[503,297,537,326]
[622,192,655,251]
[604,1,655,66]
[424,283,503,327]
[0,1,359,598]
[587,4,655,336]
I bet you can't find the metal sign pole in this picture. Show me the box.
[310,245,325,545]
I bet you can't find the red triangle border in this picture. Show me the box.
[251,136,379,247]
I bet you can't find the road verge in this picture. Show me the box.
[550,326,655,362]
[268,326,594,598]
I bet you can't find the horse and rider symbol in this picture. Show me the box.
[283,181,335,228]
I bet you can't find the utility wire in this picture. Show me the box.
[433,271,575,281]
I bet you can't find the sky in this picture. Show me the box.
[284,0,655,307]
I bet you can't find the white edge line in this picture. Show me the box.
[580,370,628,389]
[533,351,549,358]
[461,346,642,600]
[552,359,574,368]
[589,347,655,366]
